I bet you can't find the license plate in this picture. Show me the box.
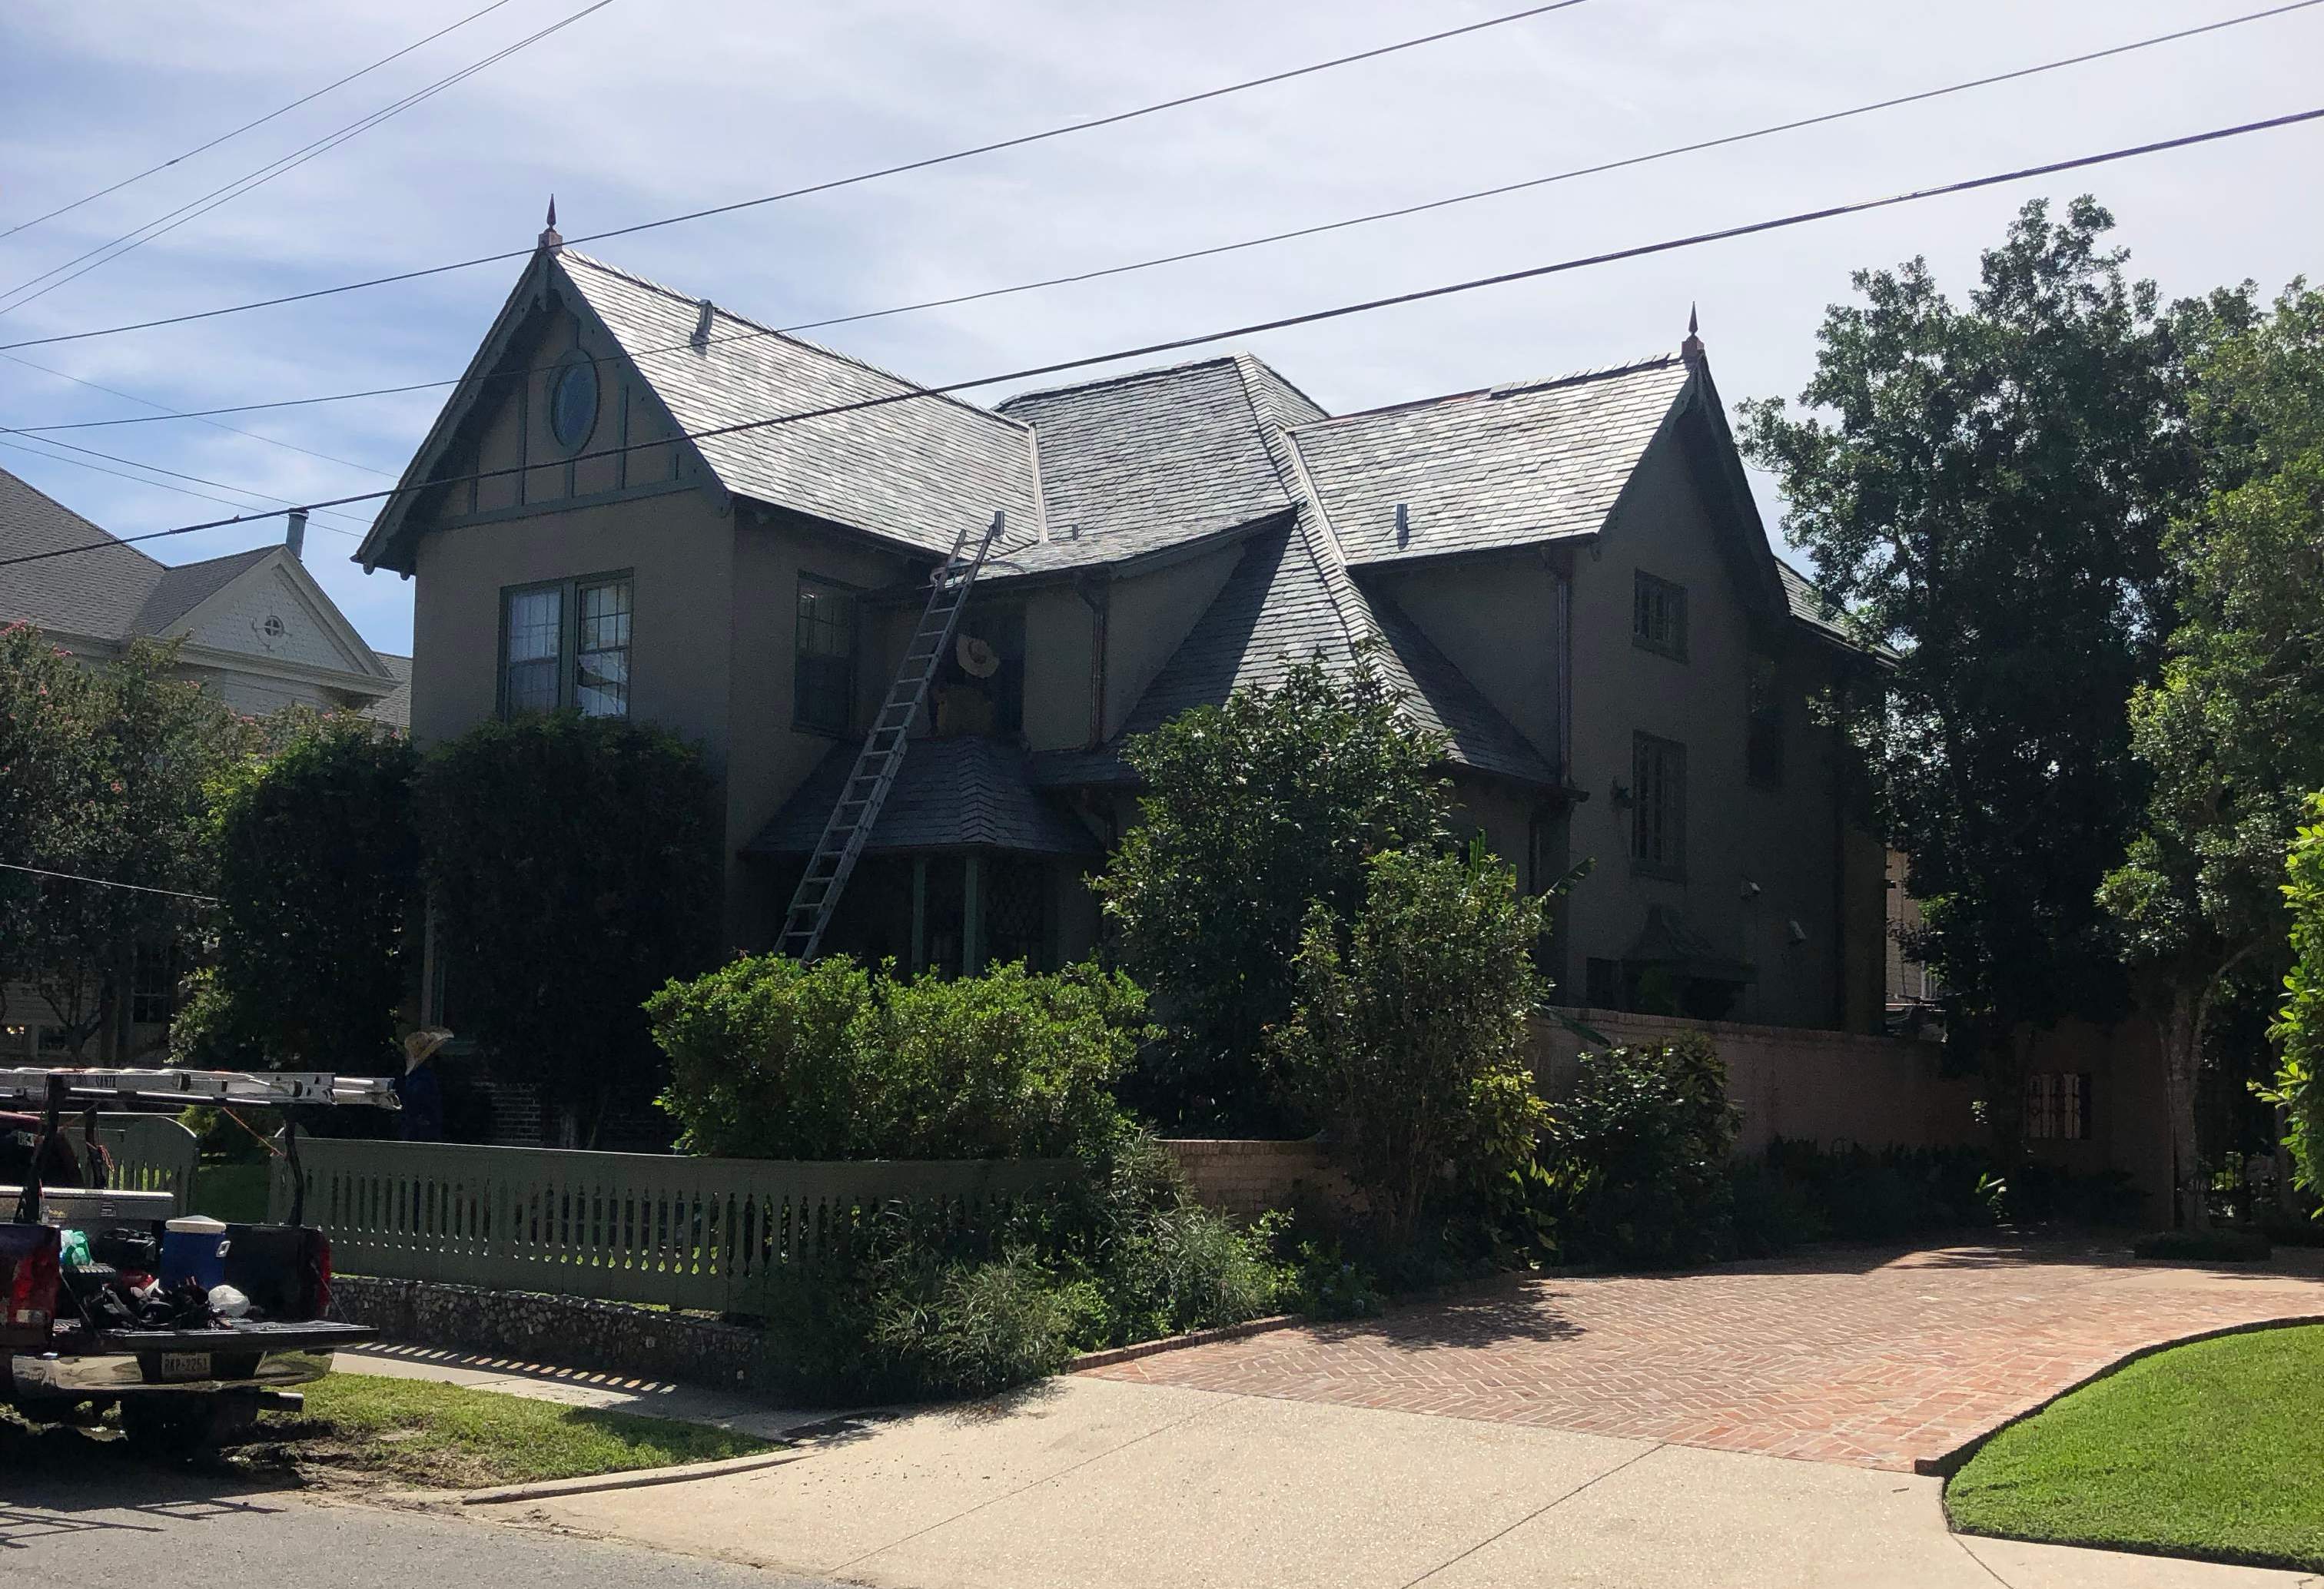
[154,1352,211,1382]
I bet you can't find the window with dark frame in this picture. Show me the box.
[2024,1072,2093,1140]
[1746,653,1784,788]
[1633,571,1688,659]
[794,576,858,736]
[500,573,632,719]
[1631,731,1686,877]
[131,940,174,1026]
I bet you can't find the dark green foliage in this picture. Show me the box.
[755,1129,1286,1402]
[649,955,1147,1163]
[1275,843,1551,1252]
[1542,1037,1738,1266]
[1739,198,2203,1146]
[2132,1228,2273,1262]
[184,713,420,1070]
[1098,654,1450,1132]
[417,712,718,1141]
[0,626,253,1056]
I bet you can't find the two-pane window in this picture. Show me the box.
[2025,1072,2092,1141]
[1633,572,1688,660]
[795,576,858,735]
[500,573,632,718]
[1632,731,1686,877]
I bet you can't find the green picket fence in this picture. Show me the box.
[268,1137,1074,1312]
[96,1114,199,1213]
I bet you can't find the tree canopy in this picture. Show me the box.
[417,711,719,1142]
[1738,197,2200,1131]
[1095,653,1449,1132]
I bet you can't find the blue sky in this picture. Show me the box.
[2,0,2319,656]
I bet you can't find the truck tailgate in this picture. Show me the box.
[89,1319,377,1353]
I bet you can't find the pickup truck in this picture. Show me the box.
[3,1068,394,1450]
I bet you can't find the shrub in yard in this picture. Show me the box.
[2266,792,2324,1198]
[1542,1035,1737,1266]
[649,955,1147,1162]
[1726,1158,1831,1256]
[2131,1228,2274,1262]
[1273,843,1551,1253]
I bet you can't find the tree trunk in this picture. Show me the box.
[2156,989,2209,1231]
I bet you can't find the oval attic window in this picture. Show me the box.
[550,353,599,449]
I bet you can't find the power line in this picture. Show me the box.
[0,0,519,241]
[0,433,367,534]
[0,861,219,905]
[0,0,617,317]
[11,0,2316,438]
[3,100,2319,576]
[2,350,397,476]
[0,432,370,532]
[0,0,1594,355]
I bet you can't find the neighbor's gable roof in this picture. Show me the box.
[128,546,274,635]
[1289,357,1693,567]
[0,464,164,639]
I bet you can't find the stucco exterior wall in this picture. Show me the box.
[1097,542,1243,739]
[1369,552,1564,773]
[1018,582,1097,751]
[1532,1007,1979,1154]
[1558,433,1871,1030]
[2019,1017,2175,1222]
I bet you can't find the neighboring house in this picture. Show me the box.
[360,231,1889,1035]
[0,464,407,1060]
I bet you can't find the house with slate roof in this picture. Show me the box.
[361,227,1889,1034]
[0,463,408,1060]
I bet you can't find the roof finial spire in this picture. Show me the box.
[539,195,563,254]
[1681,301,1705,368]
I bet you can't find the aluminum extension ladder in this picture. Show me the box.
[775,510,1004,961]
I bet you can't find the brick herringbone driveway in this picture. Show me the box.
[1083,1242,2324,1471]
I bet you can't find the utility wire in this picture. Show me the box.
[0,0,616,317]
[3,101,2319,575]
[0,432,370,532]
[2,350,397,476]
[0,861,220,905]
[0,0,518,241]
[0,434,367,535]
[10,0,2316,437]
[0,0,1594,355]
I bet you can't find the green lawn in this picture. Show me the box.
[273,1372,774,1490]
[1947,1325,2324,1572]
[194,1159,271,1223]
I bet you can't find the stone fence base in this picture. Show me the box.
[332,1275,787,1396]
[1160,1138,1360,1220]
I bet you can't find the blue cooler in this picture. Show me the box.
[159,1217,231,1291]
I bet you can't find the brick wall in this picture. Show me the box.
[1160,1138,1360,1220]
[1531,1008,1981,1154]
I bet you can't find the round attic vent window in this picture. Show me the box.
[263,615,285,639]
[550,351,599,449]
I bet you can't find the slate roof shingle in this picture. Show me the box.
[558,252,1039,558]
[1290,357,1693,568]
[748,737,1101,857]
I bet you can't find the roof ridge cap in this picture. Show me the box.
[1290,353,1683,430]
[994,353,1246,410]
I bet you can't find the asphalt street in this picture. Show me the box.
[0,1459,838,1589]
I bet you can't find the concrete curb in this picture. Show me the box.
[452,1411,881,1504]
[1067,1313,1303,1371]
[1915,1312,2324,1479]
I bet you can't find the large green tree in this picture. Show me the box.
[2269,794,2324,1201]
[1095,653,1449,1133]
[417,712,718,1142]
[2096,283,2324,1222]
[178,712,421,1072]
[1739,197,2200,1146]
[0,625,251,1057]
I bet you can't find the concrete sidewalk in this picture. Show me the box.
[330,1343,835,1441]
[463,1375,2319,1589]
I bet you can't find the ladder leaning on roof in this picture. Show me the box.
[776,510,1006,963]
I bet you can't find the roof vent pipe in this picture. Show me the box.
[284,507,307,562]
[692,298,714,350]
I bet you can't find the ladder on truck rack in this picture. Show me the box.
[776,510,1006,962]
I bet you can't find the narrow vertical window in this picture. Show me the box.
[1632,572,1688,660]
[575,577,632,718]
[502,586,563,715]
[795,576,858,735]
[1746,653,1784,788]
[1631,731,1686,877]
